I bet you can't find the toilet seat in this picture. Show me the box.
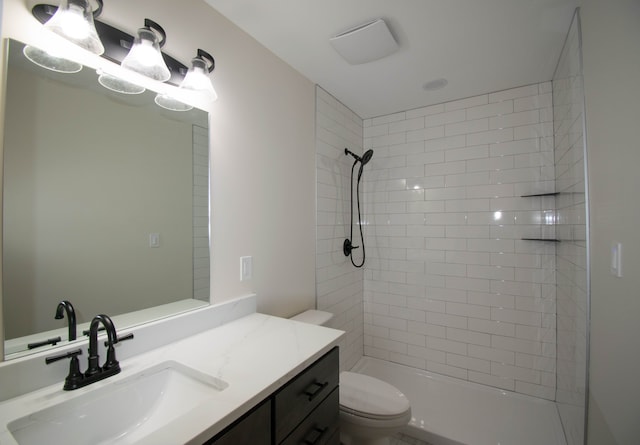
[339,371,411,420]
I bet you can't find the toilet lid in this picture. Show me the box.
[340,372,410,418]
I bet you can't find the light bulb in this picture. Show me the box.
[43,0,104,55]
[179,54,218,101]
[121,26,170,82]
[57,3,91,40]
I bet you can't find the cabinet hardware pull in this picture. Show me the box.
[303,381,329,401]
[302,426,328,445]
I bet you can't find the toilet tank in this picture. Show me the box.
[290,310,333,326]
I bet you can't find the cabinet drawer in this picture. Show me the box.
[205,399,271,445]
[280,387,339,445]
[274,347,339,443]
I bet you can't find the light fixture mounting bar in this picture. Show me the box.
[31,3,188,86]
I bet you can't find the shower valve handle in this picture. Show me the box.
[343,238,359,256]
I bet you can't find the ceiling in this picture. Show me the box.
[204,0,579,119]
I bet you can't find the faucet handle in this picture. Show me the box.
[45,348,82,365]
[45,349,85,391]
[101,333,132,373]
[103,332,134,347]
[28,336,62,350]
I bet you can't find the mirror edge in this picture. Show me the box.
[1,37,10,361]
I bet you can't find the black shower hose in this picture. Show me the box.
[348,160,366,268]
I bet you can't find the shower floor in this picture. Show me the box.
[351,357,567,445]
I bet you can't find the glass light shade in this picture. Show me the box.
[180,57,218,101]
[154,93,193,112]
[23,44,82,73]
[121,28,171,82]
[97,69,146,94]
[43,0,104,55]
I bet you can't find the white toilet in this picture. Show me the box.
[291,310,412,445]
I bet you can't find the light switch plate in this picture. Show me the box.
[240,256,252,281]
[149,233,160,248]
[611,242,622,277]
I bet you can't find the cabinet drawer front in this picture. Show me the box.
[274,347,339,443]
[205,399,271,445]
[280,387,339,445]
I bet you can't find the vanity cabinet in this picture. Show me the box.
[279,388,339,445]
[204,400,271,445]
[207,347,339,445]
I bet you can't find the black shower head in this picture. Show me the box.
[357,150,374,181]
[344,148,374,165]
[361,149,374,166]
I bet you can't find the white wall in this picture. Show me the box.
[0,0,317,340]
[362,83,558,399]
[580,0,640,443]
[315,86,364,372]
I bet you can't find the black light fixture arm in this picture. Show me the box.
[32,0,103,22]
[91,0,103,18]
[143,18,167,48]
[67,0,103,17]
[197,48,215,73]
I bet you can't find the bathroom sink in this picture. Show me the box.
[7,361,228,445]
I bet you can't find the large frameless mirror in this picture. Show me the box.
[2,39,211,359]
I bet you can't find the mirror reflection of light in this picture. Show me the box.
[547,212,555,225]
[413,185,421,190]
[494,211,502,221]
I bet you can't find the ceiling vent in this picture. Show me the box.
[330,19,399,65]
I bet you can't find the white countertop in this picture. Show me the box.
[0,313,344,444]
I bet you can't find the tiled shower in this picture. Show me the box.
[315,11,587,445]
[362,81,557,400]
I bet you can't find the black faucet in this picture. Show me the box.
[45,314,132,390]
[55,300,77,341]
[85,314,120,378]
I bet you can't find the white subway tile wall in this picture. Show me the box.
[553,13,588,445]
[362,82,557,399]
[193,125,210,301]
[315,86,364,372]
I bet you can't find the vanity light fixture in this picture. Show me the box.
[180,49,218,101]
[120,19,171,82]
[29,4,187,87]
[22,0,104,74]
[155,49,217,111]
[28,2,219,108]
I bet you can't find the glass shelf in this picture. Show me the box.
[520,192,559,197]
